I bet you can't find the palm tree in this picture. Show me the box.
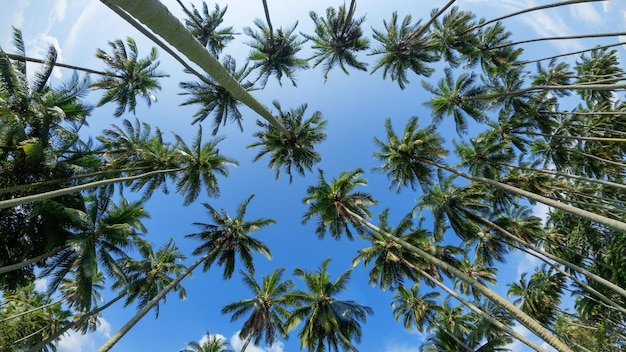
[508,265,566,326]
[222,268,295,351]
[287,258,373,352]
[98,194,274,352]
[302,168,376,240]
[248,101,327,182]
[181,332,234,352]
[187,194,273,279]
[92,37,168,117]
[302,0,369,80]
[244,18,309,87]
[176,1,236,56]
[391,283,441,333]
[179,55,254,134]
[370,12,438,89]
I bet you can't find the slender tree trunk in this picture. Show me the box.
[344,208,573,352]
[335,328,359,352]
[27,292,126,352]
[421,159,626,233]
[514,42,625,66]
[0,167,184,210]
[410,0,456,41]
[493,32,626,50]
[0,246,65,274]
[409,262,547,352]
[240,334,253,352]
[97,254,207,352]
[466,0,607,33]
[2,53,118,77]
[0,300,62,323]
[465,83,626,102]
[100,0,290,134]
[261,0,274,41]
[570,150,626,169]
[520,131,626,143]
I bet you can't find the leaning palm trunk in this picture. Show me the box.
[464,83,626,102]
[2,53,116,77]
[409,0,457,41]
[461,208,626,300]
[493,31,626,50]
[514,42,625,66]
[336,329,359,352]
[28,292,126,352]
[422,159,626,233]
[0,246,64,274]
[406,260,547,352]
[0,300,61,323]
[97,254,207,352]
[0,167,184,210]
[466,0,607,33]
[100,0,289,136]
[343,209,573,352]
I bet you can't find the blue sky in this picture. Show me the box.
[2,0,626,351]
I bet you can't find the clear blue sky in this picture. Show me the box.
[2,0,625,351]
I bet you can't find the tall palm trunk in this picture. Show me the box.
[514,42,625,66]
[101,0,289,135]
[0,167,184,210]
[409,0,457,41]
[3,53,116,77]
[493,31,626,51]
[343,208,573,352]
[0,300,62,323]
[406,260,547,352]
[27,292,126,352]
[261,0,274,42]
[97,254,207,352]
[464,83,626,102]
[465,0,606,33]
[0,246,65,274]
[420,159,626,233]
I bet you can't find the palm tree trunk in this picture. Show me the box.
[261,0,274,41]
[101,0,289,136]
[461,208,626,301]
[465,83,626,102]
[0,246,65,274]
[466,0,606,33]
[493,31,626,50]
[343,208,573,352]
[335,328,359,352]
[2,53,118,77]
[240,334,253,352]
[514,42,625,66]
[410,0,456,41]
[0,300,62,323]
[97,254,208,352]
[421,159,626,233]
[409,261,547,352]
[0,167,184,210]
[519,131,626,143]
[27,292,126,352]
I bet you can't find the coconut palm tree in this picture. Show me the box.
[302,0,369,80]
[248,101,327,183]
[370,12,438,89]
[179,55,254,134]
[176,1,236,56]
[181,332,234,352]
[92,37,168,117]
[287,258,373,352]
[187,194,273,279]
[508,265,566,326]
[391,283,441,333]
[221,268,295,351]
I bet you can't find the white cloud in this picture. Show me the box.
[25,32,64,79]
[569,3,604,26]
[34,278,48,292]
[515,250,541,278]
[384,343,421,352]
[229,331,284,352]
[56,317,111,352]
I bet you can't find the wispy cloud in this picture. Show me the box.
[56,318,111,352]
[569,2,604,27]
[34,278,48,292]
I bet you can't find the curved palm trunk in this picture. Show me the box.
[570,150,626,169]
[493,31,626,50]
[465,83,626,102]
[240,334,253,352]
[0,167,184,210]
[519,131,626,143]
[0,300,62,323]
[2,53,117,77]
[0,246,65,274]
[343,209,573,352]
[514,42,625,66]
[462,209,626,301]
[97,254,207,352]
[335,328,359,352]
[261,0,274,41]
[27,292,126,352]
[101,0,289,136]
[408,261,547,352]
[410,0,457,41]
[421,159,626,233]
[466,0,606,33]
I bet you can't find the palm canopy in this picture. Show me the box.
[244,19,309,87]
[391,283,441,332]
[370,12,438,89]
[186,194,273,279]
[181,332,234,352]
[248,101,327,183]
[302,1,369,80]
[176,1,236,56]
[287,258,373,352]
[221,268,295,351]
[373,117,448,192]
[179,55,254,134]
[92,37,168,117]
[302,168,377,241]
